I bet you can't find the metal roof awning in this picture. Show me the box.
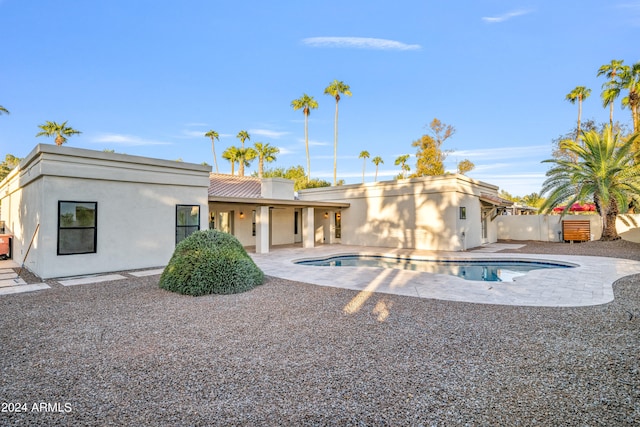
[479,193,513,207]
[209,196,350,209]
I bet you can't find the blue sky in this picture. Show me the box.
[1,0,639,196]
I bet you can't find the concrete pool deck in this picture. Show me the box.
[250,244,640,307]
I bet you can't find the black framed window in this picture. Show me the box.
[58,201,97,255]
[176,205,200,244]
[459,207,467,220]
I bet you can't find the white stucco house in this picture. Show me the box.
[0,144,509,279]
[0,145,211,279]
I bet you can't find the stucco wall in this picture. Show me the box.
[35,176,208,278]
[299,175,500,251]
[496,214,640,242]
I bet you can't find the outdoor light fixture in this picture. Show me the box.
[324,212,329,219]
[239,212,244,218]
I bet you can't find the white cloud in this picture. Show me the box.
[249,129,289,139]
[450,145,549,160]
[276,146,294,155]
[182,129,207,138]
[616,2,640,25]
[302,37,421,51]
[482,9,533,23]
[91,133,171,146]
[308,139,330,147]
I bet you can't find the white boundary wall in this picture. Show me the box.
[496,214,640,242]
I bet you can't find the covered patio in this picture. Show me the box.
[208,174,349,253]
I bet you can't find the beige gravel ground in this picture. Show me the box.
[1,240,639,426]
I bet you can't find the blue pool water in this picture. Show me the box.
[295,255,574,282]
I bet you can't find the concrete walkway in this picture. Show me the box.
[0,259,50,295]
[250,245,640,307]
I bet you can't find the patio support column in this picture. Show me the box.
[302,207,315,249]
[255,205,270,254]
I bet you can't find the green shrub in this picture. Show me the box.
[159,229,264,296]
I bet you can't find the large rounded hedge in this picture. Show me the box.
[159,229,264,296]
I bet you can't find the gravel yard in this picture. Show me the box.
[1,240,639,426]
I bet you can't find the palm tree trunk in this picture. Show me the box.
[211,139,219,173]
[305,112,310,181]
[600,197,621,241]
[258,157,264,179]
[609,103,614,128]
[239,162,245,177]
[375,165,378,182]
[333,99,339,186]
[576,99,582,142]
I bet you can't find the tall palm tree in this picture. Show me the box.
[372,156,384,182]
[540,126,640,240]
[565,86,592,141]
[324,80,352,185]
[253,142,279,178]
[236,147,257,177]
[222,146,240,175]
[237,130,250,149]
[204,130,220,173]
[620,62,640,134]
[395,154,411,179]
[0,106,9,115]
[359,150,370,183]
[36,121,81,146]
[597,59,625,127]
[291,93,318,181]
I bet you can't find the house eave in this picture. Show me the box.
[209,196,349,209]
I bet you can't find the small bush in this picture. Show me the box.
[159,229,264,296]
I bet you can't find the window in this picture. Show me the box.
[459,207,467,220]
[176,205,200,244]
[58,201,97,255]
[335,212,342,239]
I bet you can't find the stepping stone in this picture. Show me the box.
[129,268,164,277]
[0,277,26,287]
[58,274,126,287]
[0,272,18,280]
[0,283,50,295]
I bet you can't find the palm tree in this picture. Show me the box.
[540,126,640,240]
[358,150,370,183]
[324,80,352,185]
[36,121,81,146]
[395,154,411,179]
[620,62,640,134]
[237,130,250,149]
[0,106,9,115]
[236,147,257,177]
[372,156,384,182]
[291,94,319,181]
[222,146,240,175]
[204,130,220,173]
[565,86,592,141]
[597,59,625,127]
[253,142,279,178]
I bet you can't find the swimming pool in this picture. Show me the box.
[295,255,575,282]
